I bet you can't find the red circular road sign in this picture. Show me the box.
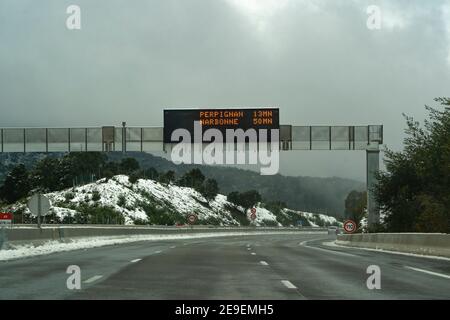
[343,220,357,233]
[187,214,197,225]
[250,207,256,214]
[250,213,257,221]
[0,213,12,220]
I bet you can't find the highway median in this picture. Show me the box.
[0,225,326,261]
[336,233,450,259]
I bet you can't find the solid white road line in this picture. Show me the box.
[308,245,357,257]
[84,275,103,284]
[404,266,450,280]
[281,280,297,289]
[299,240,356,257]
[332,241,450,261]
[131,258,142,263]
[260,261,269,266]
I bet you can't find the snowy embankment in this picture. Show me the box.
[10,175,342,228]
[46,175,241,225]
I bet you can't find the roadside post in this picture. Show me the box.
[250,208,257,224]
[0,212,13,250]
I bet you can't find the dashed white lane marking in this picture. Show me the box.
[281,280,297,289]
[404,266,450,280]
[251,253,256,255]
[84,275,103,284]
[260,261,269,266]
[130,258,142,263]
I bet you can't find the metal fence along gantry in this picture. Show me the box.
[0,125,382,153]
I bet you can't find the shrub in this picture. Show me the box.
[64,192,75,202]
[227,190,262,210]
[129,172,140,184]
[224,204,250,226]
[117,194,127,207]
[91,190,101,202]
[75,204,125,224]
[141,202,184,226]
[261,219,279,227]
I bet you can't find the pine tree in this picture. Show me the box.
[375,98,450,233]
[200,178,219,201]
[0,164,32,203]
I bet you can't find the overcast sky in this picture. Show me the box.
[1,0,449,181]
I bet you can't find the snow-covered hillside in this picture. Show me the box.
[13,175,342,227]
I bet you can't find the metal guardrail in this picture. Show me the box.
[0,225,328,249]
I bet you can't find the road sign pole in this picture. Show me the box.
[367,149,380,230]
[37,194,41,230]
[0,227,4,250]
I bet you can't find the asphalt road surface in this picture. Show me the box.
[0,232,449,299]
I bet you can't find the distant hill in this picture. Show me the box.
[106,152,364,218]
[0,152,364,218]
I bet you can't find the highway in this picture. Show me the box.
[0,232,449,299]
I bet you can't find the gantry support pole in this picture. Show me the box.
[366,147,380,229]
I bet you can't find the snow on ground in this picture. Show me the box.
[135,178,237,224]
[9,175,341,228]
[50,207,78,219]
[360,210,386,232]
[49,175,148,223]
[247,205,281,226]
[43,175,241,225]
[282,208,342,227]
[0,231,325,261]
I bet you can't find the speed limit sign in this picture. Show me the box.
[187,213,197,225]
[343,220,357,234]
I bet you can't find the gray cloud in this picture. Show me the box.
[1,0,449,181]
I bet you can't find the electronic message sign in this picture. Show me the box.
[163,108,279,143]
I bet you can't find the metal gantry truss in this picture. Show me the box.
[0,125,382,153]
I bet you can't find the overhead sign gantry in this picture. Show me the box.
[0,108,383,228]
